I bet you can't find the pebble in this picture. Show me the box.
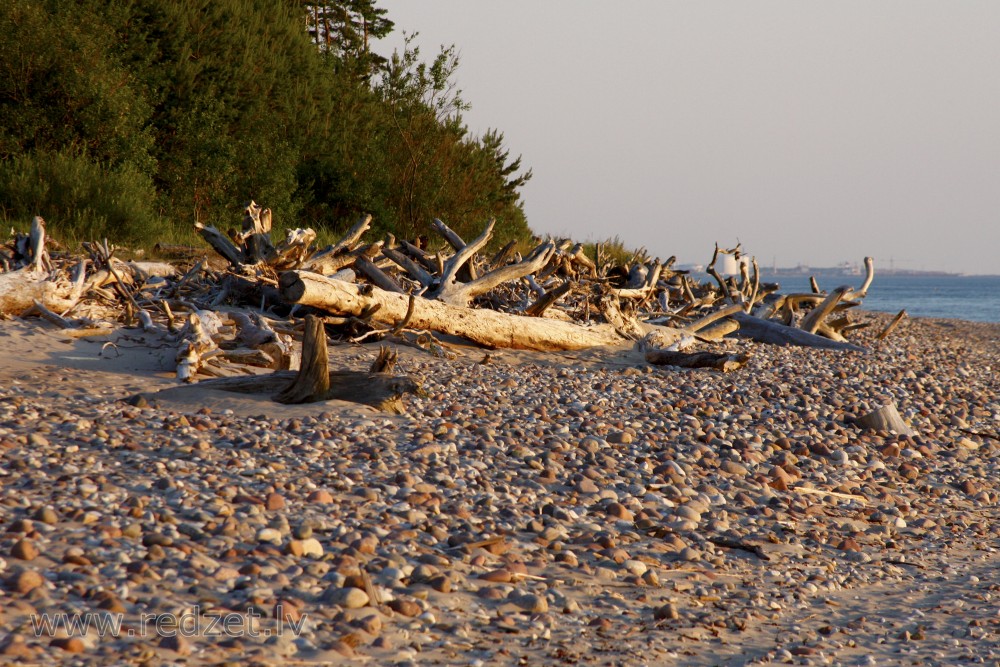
[325,587,370,609]
[10,539,38,561]
[0,314,996,664]
[512,592,549,614]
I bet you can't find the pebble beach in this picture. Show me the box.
[0,313,998,666]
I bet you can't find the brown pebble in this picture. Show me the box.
[265,492,286,510]
[479,568,512,583]
[477,586,506,600]
[837,537,862,552]
[51,637,86,653]
[959,479,980,496]
[653,603,680,620]
[9,569,43,594]
[11,539,38,561]
[352,613,382,635]
[0,634,36,658]
[387,599,421,617]
[308,490,334,504]
[606,503,634,521]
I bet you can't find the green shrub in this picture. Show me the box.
[0,149,173,246]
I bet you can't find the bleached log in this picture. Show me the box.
[280,271,685,351]
[431,219,555,307]
[683,302,744,335]
[693,318,740,342]
[128,262,178,279]
[0,268,84,315]
[800,285,850,335]
[731,312,867,352]
[615,262,662,299]
[355,256,405,293]
[299,214,373,275]
[433,218,494,296]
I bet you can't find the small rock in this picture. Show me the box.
[607,431,634,445]
[256,528,283,545]
[512,593,548,614]
[605,503,634,521]
[353,612,382,635]
[959,479,980,496]
[325,587,369,609]
[653,603,680,620]
[266,492,286,510]
[307,490,334,504]
[158,634,191,655]
[0,634,36,658]
[10,539,38,561]
[33,507,58,525]
[51,637,86,653]
[678,547,701,562]
[387,599,422,617]
[9,569,43,594]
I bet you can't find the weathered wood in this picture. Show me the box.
[683,302,744,335]
[731,312,868,352]
[29,216,49,273]
[854,402,914,436]
[355,256,405,294]
[0,268,83,315]
[195,222,244,267]
[645,349,750,372]
[280,271,685,351]
[201,314,419,412]
[274,315,330,403]
[240,201,275,263]
[877,309,907,341]
[525,280,572,317]
[800,285,850,335]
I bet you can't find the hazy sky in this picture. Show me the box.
[375,2,1000,274]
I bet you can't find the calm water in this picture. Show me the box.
[758,272,1000,323]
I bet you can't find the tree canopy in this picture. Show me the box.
[0,0,533,248]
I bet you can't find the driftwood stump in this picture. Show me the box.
[854,402,915,436]
[199,314,421,413]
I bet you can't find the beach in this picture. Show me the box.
[0,312,998,666]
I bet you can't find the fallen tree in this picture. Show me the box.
[279,270,686,351]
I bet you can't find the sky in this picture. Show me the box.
[374,2,1000,275]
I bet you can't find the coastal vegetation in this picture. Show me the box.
[0,0,533,249]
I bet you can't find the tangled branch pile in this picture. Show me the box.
[1,205,893,409]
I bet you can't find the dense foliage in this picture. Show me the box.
[0,0,532,248]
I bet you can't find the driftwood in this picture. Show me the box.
[645,349,750,372]
[854,402,915,436]
[877,310,907,341]
[199,314,420,413]
[731,312,867,352]
[2,198,892,390]
[279,271,680,351]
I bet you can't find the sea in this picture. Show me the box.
[685,270,1000,323]
[756,272,1000,324]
